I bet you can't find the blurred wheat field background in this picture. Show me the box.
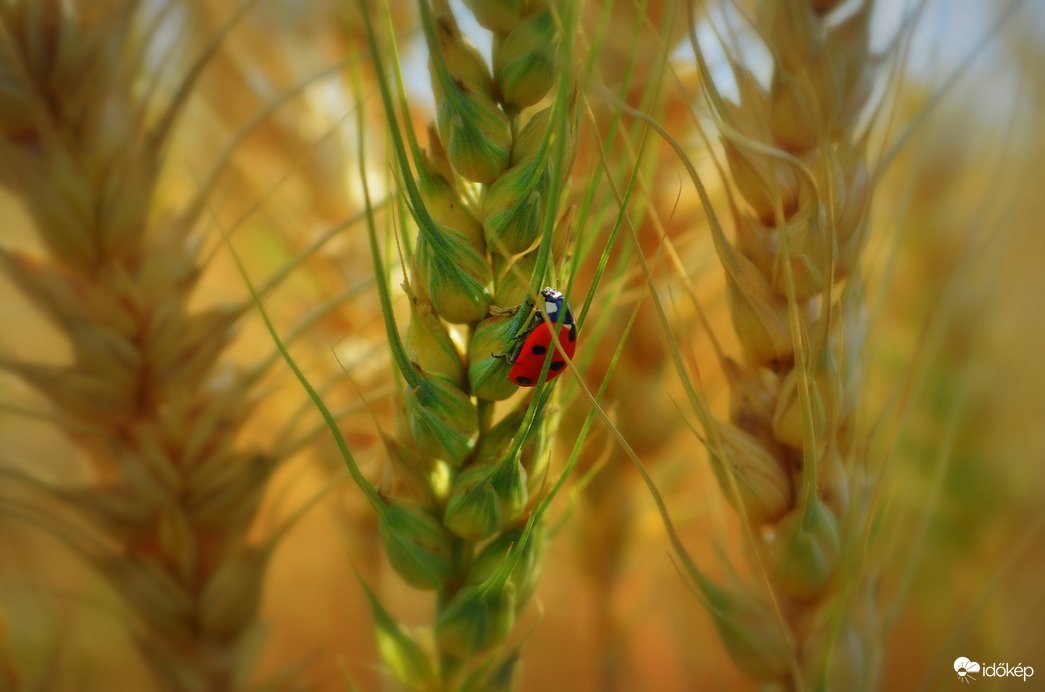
[1,0,1043,690]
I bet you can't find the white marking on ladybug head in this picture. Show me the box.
[541,287,563,301]
[545,301,559,321]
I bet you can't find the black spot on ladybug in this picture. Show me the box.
[531,344,547,355]
[515,376,535,385]
[549,361,565,372]
[568,329,576,342]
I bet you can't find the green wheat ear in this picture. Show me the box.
[335,0,618,687]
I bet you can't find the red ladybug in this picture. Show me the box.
[495,287,577,387]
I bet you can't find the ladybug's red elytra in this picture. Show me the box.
[494,287,577,387]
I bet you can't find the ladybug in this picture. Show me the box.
[494,287,577,387]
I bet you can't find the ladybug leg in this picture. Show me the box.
[492,336,526,365]
[491,350,517,366]
[492,296,541,365]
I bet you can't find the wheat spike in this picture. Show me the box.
[351,0,579,687]
[687,0,879,686]
[0,2,294,688]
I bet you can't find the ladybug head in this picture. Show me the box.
[539,287,565,323]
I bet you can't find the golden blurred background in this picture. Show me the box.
[1,0,1043,690]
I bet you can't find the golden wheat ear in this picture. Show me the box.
[0,0,327,687]
[620,0,885,686]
